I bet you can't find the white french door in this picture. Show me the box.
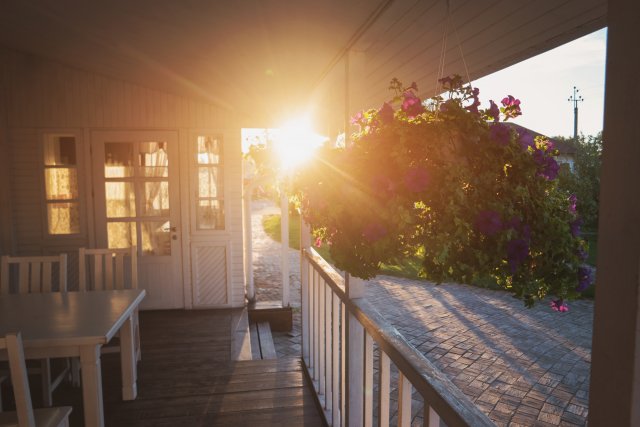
[91,130,183,309]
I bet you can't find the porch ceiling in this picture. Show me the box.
[0,0,606,127]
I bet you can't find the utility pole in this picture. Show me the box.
[568,86,584,140]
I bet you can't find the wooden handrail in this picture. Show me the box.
[303,248,494,427]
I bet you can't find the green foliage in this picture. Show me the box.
[293,76,592,309]
[556,133,602,230]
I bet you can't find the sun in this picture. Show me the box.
[274,117,328,171]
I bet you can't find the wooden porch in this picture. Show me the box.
[2,310,325,426]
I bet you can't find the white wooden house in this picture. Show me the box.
[1,1,639,424]
[0,47,246,309]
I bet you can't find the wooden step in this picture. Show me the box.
[250,321,277,360]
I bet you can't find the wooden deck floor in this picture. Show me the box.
[43,309,325,426]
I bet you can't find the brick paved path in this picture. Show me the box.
[252,200,593,426]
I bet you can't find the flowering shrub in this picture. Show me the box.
[294,76,592,308]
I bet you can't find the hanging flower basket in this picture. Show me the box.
[293,76,592,309]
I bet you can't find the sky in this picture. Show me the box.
[472,28,607,138]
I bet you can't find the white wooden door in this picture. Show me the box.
[91,130,183,309]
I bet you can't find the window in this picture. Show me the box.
[43,134,80,234]
[195,135,225,230]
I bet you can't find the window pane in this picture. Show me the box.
[105,182,136,218]
[142,181,170,216]
[44,168,78,200]
[138,142,169,177]
[47,202,80,234]
[198,166,223,198]
[107,222,137,249]
[141,221,171,256]
[105,142,134,177]
[44,135,76,166]
[197,136,223,165]
[197,200,224,230]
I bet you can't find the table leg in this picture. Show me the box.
[120,314,138,400]
[80,345,104,427]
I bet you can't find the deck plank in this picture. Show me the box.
[34,309,325,426]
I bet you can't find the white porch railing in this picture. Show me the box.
[300,228,495,427]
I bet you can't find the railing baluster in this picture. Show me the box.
[301,225,310,366]
[398,372,413,427]
[309,266,315,373]
[341,300,346,427]
[325,283,333,413]
[332,293,340,426]
[319,278,326,395]
[424,405,441,427]
[364,333,373,427]
[314,269,320,384]
[378,351,390,427]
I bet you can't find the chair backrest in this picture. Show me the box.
[0,332,37,427]
[78,247,138,291]
[0,254,67,296]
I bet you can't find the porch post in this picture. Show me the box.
[280,189,290,307]
[0,73,13,255]
[300,218,311,364]
[243,184,255,302]
[345,274,365,426]
[589,1,640,424]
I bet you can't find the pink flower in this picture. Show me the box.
[550,299,569,312]
[401,91,425,117]
[404,166,430,193]
[501,95,522,119]
[350,111,364,125]
[314,237,322,248]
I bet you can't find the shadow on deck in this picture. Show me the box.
[47,309,324,426]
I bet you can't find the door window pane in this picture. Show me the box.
[141,221,171,256]
[107,222,137,249]
[197,200,224,230]
[142,181,170,217]
[47,203,80,234]
[197,136,222,165]
[44,168,78,200]
[105,142,134,177]
[139,142,169,177]
[198,167,223,198]
[105,182,136,218]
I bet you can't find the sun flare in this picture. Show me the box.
[274,117,328,171]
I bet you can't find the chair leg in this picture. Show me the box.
[40,358,53,407]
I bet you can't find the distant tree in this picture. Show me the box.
[556,133,603,230]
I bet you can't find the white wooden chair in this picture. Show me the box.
[0,255,70,407]
[0,332,72,427]
[73,247,140,384]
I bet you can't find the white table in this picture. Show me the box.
[0,289,146,427]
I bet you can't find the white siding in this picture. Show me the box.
[0,47,246,306]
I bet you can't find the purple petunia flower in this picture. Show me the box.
[550,299,569,312]
[507,238,529,273]
[569,194,578,214]
[465,87,481,114]
[517,129,534,150]
[378,102,394,124]
[490,123,511,146]
[487,100,500,122]
[577,246,588,261]
[501,95,522,119]
[401,91,425,117]
[404,166,430,193]
[363,221,387,243]
[475,210,503,236]
[533,150,559,180]
[577,265,594,292]
[570,218,583,237]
